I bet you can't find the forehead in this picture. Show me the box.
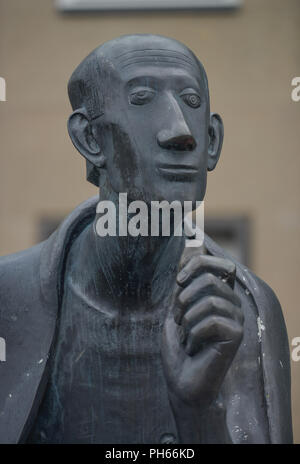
[113,46,197,67]
[111,48,205,90]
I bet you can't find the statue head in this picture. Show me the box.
[68,34,223,204]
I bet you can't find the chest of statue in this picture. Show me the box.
[27,276,178,444]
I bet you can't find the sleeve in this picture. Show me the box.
[256,278,293,443]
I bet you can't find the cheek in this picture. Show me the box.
[186,104,210,140]
[104,123,139,189]
[195,167,208,202]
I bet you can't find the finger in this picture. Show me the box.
[173,282,185,324]
[178,273,241,315]
[181,296,244,335]
[185,316,243,356]
[178,243,207,270]
[177,255,236,288]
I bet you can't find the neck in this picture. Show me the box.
[77,185,185,312]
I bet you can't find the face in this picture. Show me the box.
[94,47,210,205]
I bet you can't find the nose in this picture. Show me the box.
[157,96,196,152]
[157,133,196,151]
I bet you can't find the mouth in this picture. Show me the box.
[156,163,199,180]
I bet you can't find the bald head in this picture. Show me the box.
[68,34,209,119]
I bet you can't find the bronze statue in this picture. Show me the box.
[0,34,292,444]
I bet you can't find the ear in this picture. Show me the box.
[68,108,105,168]
[207,113,223,172]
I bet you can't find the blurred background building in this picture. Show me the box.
[0,0,299,443]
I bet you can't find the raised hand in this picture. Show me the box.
[162,247,244,413]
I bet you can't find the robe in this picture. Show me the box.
[0,196,293,443]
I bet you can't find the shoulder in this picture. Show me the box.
[0,243,44,309]
[0,195,98,309]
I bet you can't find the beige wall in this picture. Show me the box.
[0,0,299,442]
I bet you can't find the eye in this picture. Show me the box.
[129,87,156,106]
[180,90,201,109]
